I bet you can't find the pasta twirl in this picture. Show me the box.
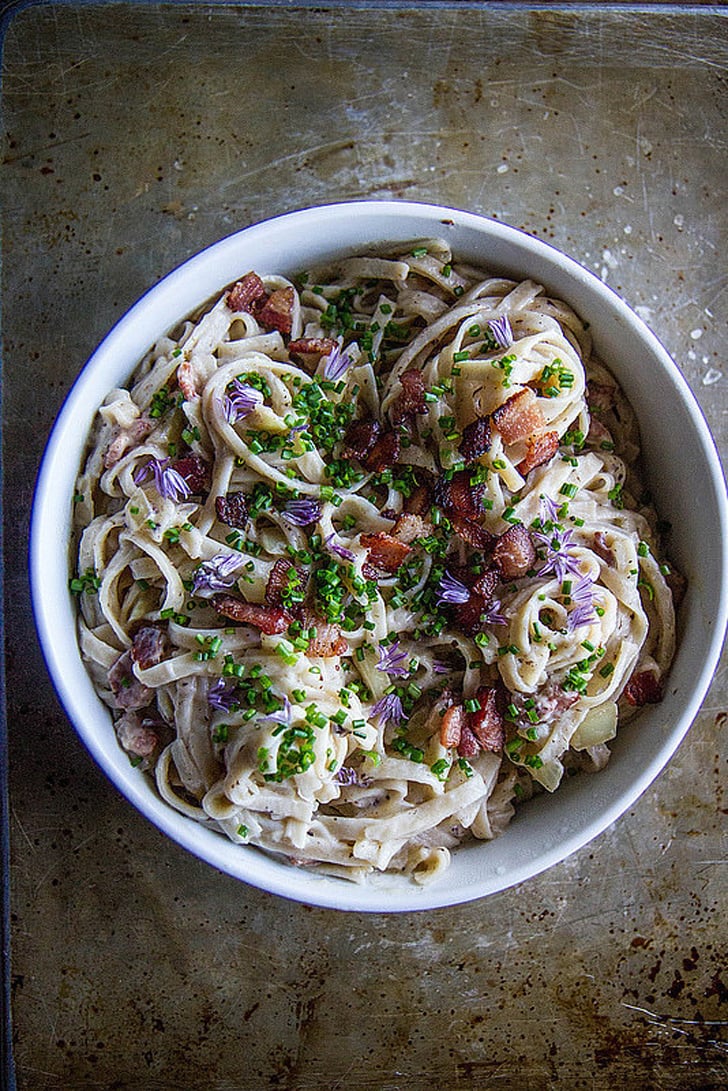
[72,243,681,883]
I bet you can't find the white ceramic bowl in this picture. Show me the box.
[30,201,728,912]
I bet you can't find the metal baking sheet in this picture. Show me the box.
[2,2,727,1087]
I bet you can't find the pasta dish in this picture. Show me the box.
[72,240,681,883]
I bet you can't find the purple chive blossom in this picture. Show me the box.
[208,679,239,712]
[481,599,508,627]
[371,692,405,727]
[281,498,321,527]
[534,495,581,583]
[566,575,597,632]
[488,315,514,349]
[322,341,354,382]
[376,641,410,677]
[336,766,372,787]
[432,660,451,674]
[260,696,292,728]
[223,379,264,424]
[324,531,355,563]
[134,457,192,502]
[193,553,243,595]
[437,570,471,606]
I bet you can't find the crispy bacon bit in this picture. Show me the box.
[392,368,427,423]
[592,530,616,568]
[405,482,433,517]
[114,710,162,763]
[227,272,268,314]
[435,469,485,522]
[459,416,492,464]
[298,610,348,658]
[171,454,210,494]
[363,429,401,473]
[177,358,207,401]
[104,417,154,469]
[492,524,536,579]
[130,624,167,670]
[211,594,291,634]
[344,418,382,462]
[391,512,427,545]
[469,686,505,751]
[451,567,499,635]
[517,430,560,476]
[257,287,295,335]
[215,492,248,528]
[471,567,500,601]
[587,380,616,412]
[360,531,412,576]
[440,704,466,749]
[624,670,664,706]
[457,722,480,759]
[108,650,155,711]
[265,559,306,610]
[492,387,545,445]
[287,336,338,358]
[535,683,579,723]
[451,515,495,551]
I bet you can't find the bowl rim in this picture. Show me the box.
[29,199,728,912]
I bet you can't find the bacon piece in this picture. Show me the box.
[391,512,427,545]
[459,416,492,464]
[265,559,306,611]
[114,710,162,762]
[471,567,500,601]
[257,287,295,335]
[535,682,579,723]
[517,431,559,476]
[457,722,480,759]
[451,567,499,636]
[130,624,167,670]
[364,429,401,473]
[392,368,427,423]
[171,454,210,494]
[104,417,154,469]
[227,272,268,314]
[451,515,495,551]
[405,482,433,517]
[360,531,412,576]
[469,686,505,751]
[440,703,466,749]
[215,492,248,528]
[177,358,207,401]
[211,594,291,634]
[108,650,155,711]
[624,670,663,706]
[298,610,348,658]
[587,380,616,412]
[492,524,536,579]
[435,469,485,522]
[344,418,382,462]
[492,387,545,445]
[287,336,338,358]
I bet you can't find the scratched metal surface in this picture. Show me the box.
[2,3,727,1088]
